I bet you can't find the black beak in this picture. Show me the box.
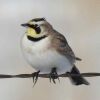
[21,23,35,29]
[21,23,29,27]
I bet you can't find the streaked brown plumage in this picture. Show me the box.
[21,18,89,85]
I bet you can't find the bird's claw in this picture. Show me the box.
[32,71,40,86]
[49,68,60,84]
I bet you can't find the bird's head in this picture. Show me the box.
[21,18,53,39]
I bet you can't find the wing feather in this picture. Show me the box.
[51,31,81,63]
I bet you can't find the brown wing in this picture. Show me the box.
[51,31,80,63]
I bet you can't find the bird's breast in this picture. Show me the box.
[21,35,73,74]
[21,35,51,54]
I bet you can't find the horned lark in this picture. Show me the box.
[21,18,89,85]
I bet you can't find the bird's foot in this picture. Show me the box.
[32,71,40,86]
[49,67,60,84]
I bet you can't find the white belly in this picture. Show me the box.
[21,35,73,75]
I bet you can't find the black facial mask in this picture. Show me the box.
[21,23,41,34]
[33,24,41,34]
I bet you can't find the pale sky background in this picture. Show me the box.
[0,0,100,100]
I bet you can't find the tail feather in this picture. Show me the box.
[69,65,89,85]
[75,57,82,61]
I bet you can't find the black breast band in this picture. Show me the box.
[27,35,47,42]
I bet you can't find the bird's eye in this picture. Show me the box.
[34,24,41,34]
[34,24,38,27]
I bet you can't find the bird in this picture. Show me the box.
[21,18,89,85]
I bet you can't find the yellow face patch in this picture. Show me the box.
[26,27,38,38]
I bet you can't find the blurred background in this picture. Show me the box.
[0,0,100,100]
